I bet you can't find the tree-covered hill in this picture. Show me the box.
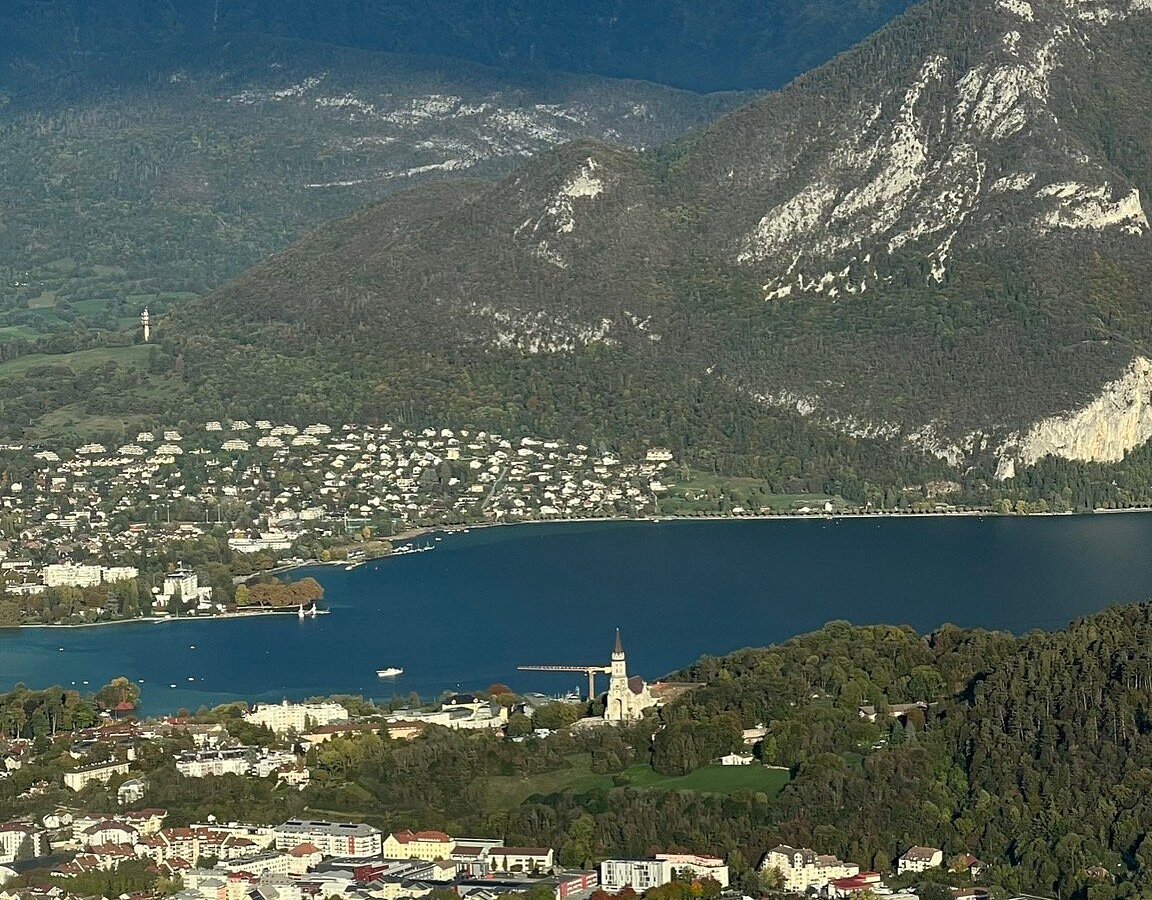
[162,0,1152,488]
[501,605,1152,898]
[0,36,738,334]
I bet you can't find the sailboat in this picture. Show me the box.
[297,605,306,620]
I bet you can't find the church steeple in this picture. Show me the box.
[613,628,624,657]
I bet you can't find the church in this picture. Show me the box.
[603,629,656,724]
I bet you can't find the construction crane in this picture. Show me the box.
[518,664,611,701]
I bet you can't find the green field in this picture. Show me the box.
[659,472,840,514]
[484,754,790,810]
[0,344,152,377]
[0,325,39,342]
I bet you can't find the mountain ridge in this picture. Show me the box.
[169,0,1152,484]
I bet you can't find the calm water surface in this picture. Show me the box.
[2,515,1151,714]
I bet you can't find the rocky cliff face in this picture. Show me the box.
[996,357,1152,478]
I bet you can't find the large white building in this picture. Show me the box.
[600,855,729,892]
[176,751,250,778]
[603,630,656,724]
[760,845,859,894]
[63,760,131,792]
[155,567,214,613]
[0,824,45,863]
[273,820,381,859]
[244,701,347,735]
[42,564,138,588]
[383,830,457,860]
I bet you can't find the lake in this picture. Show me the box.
[3,514,1152,715]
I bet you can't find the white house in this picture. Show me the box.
[81,820,139,848]
[898,846,944,874]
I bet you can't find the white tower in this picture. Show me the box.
[605,628,629,723]
[141,308,151,343]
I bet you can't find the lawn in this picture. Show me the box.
[616,763,791,794]
[0,325,39,342]
[0,344,152,377]
[483,755,790,810]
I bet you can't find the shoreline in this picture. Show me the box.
[14,606,330,630]
[15,504,1152,630]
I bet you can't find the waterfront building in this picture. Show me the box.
[155,567,214,614]
[41,564,138,588]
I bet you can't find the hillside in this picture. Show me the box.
[0,37,737,338]
[165,0,1152,490]
[501,603,1152,898]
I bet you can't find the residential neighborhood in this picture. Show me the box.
[0,686,1055,900]
[0,421,684,624]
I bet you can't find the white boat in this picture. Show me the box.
[308,604,318,618]
[376,667,404,678]
[297,605,306,619]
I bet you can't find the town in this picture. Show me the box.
[0,421,690,625]
[0,687,1051,900]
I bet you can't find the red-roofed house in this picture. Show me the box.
[82,821,139,848]
[288,843,323,874]
[828,872,883,898]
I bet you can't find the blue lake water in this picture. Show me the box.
[3,515,1152,715]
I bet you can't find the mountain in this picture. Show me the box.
[168,0,1152,488]
[0,0,918,94]
[0,37,738,339]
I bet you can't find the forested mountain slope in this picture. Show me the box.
[174,0,1152,483]
[0,38,736,331]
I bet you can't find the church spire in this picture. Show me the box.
[614,628,624,656]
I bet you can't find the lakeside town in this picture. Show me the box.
[0,420,699,626]
[0,414,1057,628]
[0,686,1050,900]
